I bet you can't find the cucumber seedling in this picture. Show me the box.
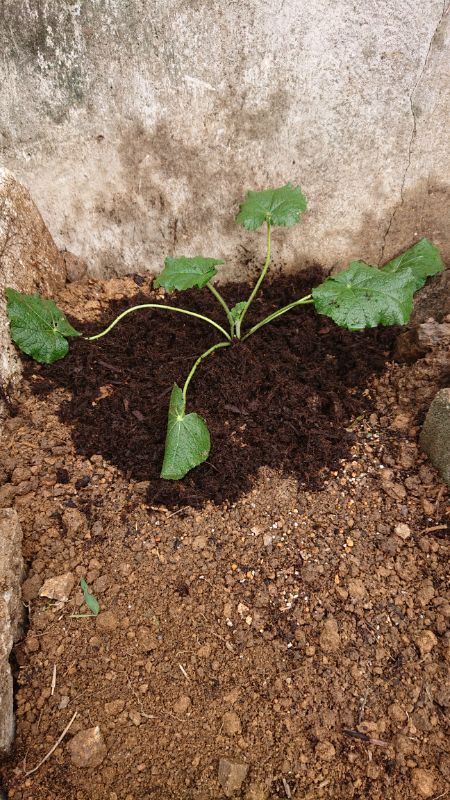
[5,184,444,479]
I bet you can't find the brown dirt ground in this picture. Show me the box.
[0,272,449,800]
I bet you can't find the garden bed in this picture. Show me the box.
[0,270,449,800]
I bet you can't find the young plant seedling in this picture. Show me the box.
[70,577,100,618]
[5,184,444,480]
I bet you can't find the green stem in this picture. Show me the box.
[242,294,313,341]
[85,303,231,343]
[237,222,271,337]
[207,283,234,335]
[182,341,230,408]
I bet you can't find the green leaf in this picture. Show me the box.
[382,238,444,290]
[229,301,247,324]
[154,256,224,292]
[5,288,80,364]
[236,183,307,230]
[160,384,210,480]
[80,577,100,616]
[312,261,418,331]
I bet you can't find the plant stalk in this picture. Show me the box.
[207,283,234,335]
[182,341,230,408]
[85,303,231,343]
[236,221,271,337]
[242,294,313,341]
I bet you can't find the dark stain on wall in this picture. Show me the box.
[1,1,87,121]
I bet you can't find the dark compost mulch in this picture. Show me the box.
[27,268,398,507]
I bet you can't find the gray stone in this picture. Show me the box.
[0,509,24,754]
[218,758,249,797]
[0,3,448,279]
[420,388,450,485]
[0,169,66,410]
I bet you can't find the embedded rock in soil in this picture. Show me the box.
[62,250,88,283]
[67,726,107,768]
[0,168,66,407]
[394,320,450,363]
[0,509,24,753]
[218,758,249,797]
[409,271,450,325]
[39,572,75,602]
[420,388,450,486]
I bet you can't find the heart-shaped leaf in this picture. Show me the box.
[5,288,80,363]
[154,256,224,292]
[236,183,307,230]
[312,261,417,330]
[160,384,211,480]
[382,238,444,290]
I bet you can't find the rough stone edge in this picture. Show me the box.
[420,387,450,486]
[0,508,24,756]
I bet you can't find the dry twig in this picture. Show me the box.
[23,711,78,777]
[51,664,57,696]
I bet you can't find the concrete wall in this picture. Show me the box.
[0,1,449,281]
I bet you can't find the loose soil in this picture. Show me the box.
[0,271,449,800]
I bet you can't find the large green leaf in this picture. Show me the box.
[382,238,444,290]
[236,183,307,230]
[5,288,80,363]
[312,261,418,331]
[160,384,211,480]
[154,256,224,292]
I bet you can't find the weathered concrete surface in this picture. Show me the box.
[0,508,24,754]
[420,388,450,485]
[0,169,66,404]
[0,2,449,279]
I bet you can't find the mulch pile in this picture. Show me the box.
[28,269,397,507]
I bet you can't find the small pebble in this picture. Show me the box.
[315,741,336,761]
[395,523,411,540]
[96,611,119,632]
[415,630,438,657]
[411,768,435,798]
[67,726,107,768]
[173,695,191,714]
